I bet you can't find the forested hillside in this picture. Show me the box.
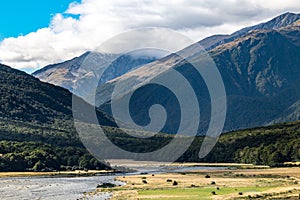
[183,121,300,166]
[0,64,115,171]
[91,121,300,167]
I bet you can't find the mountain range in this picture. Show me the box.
[33,50,162,102]
[0,12,300,170]
[32,12,300,135]
[1,62,299,169]
[95,12,300,134]
[198,12,300,51]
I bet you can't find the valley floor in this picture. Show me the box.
[97,165,300,200]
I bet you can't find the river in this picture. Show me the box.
[0,165,226,200]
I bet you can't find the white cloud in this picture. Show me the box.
[0,0,299,72]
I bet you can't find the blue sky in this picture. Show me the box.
[0,0,80,40]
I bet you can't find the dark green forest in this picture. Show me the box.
[181,121,300,166]
[0,119,110,171]
[103,121,300,167]
[1,117,300,171]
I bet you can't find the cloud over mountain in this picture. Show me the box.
[0,0,299,72]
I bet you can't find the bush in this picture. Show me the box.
[96,183,116,188]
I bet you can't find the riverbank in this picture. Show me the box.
[98,166,300,199]
[0,170,115,178]
[0,162,268,179]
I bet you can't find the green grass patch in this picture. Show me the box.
[138,187,273,200]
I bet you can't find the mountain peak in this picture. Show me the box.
[196,12,300,52]
[280,12,298,17]
[234,12,300,36]
[267,12,300,27]
[32,51,91,76]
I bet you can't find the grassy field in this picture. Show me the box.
[138,187,272,200]
[97,166,300,200]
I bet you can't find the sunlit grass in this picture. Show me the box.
[137,187,273,200]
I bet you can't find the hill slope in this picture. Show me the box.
[182,120,300,166]
[210,22,300,129]
[0,64,115,126]
[0,64,115,171]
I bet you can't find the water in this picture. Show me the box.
[127,165,227,174]
[0,175,124,200]
[0,166,226,200]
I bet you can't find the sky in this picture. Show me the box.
[0,0,300,73]
[0,0,80,40]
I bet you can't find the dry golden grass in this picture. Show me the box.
[231,167,300,178]
[213,186,300,200]
[111,190,138,200]
[110,167,300,199]
[117,173,259,189]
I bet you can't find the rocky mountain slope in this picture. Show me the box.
[32,51,161,103]
[95,13,300,134]
[198,12,300,50]
[32,12,300,134]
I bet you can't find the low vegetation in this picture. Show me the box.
[102,167,300,199]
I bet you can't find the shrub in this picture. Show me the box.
[96,183,116,188]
